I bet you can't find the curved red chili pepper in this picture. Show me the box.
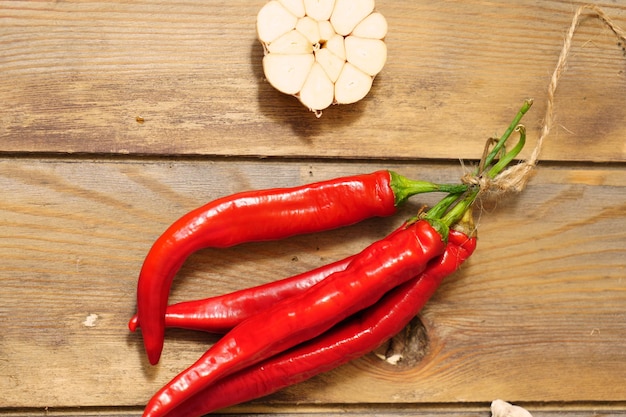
[137,170,465,365]
[141,219,446,417]
[164,229,476,417]
[137,171,392,364]
[128,255,355,334]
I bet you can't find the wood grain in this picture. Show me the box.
[1,0,625,161]
[0,159,624,410]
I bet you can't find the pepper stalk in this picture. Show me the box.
[422,100,531,237]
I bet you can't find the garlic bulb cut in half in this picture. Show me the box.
[257,0,387,116]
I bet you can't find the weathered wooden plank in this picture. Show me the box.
[1,1,625,161]
[0,158,624,409]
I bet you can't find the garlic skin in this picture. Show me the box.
[491,400,534,417]
[257,0,387,115]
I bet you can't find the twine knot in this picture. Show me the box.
[462,161,537,198]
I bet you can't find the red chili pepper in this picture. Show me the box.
[136,170,466,365]
[163,228,476,417]
[141,219,447,417]
[128,255,355,334]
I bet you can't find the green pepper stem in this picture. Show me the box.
[389,170,468,206]
[420,191,470,240]
[438,188,479,228]
[487,125,526,179]
[424,192,465,221]
[478,99,533,174]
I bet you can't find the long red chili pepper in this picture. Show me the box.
[129,222,413,333]
[164,228,476,417]
[136,170,466,365]
[141,218,448,417]
[128,255,355,334]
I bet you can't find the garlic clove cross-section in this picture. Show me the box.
[300,62,335,111]
[279,0,305,17]
[257,0,387,116]
[334,62,373,104]
[330,0,375,36]
[262,53,315,95]
[267,30,313,54]
[257,1,298,44]
[352,12,387,39]
[344,36,387,76]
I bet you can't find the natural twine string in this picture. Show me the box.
[475,4,626,196]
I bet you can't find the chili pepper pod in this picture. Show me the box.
[141,218,447,417]
[163,228,477,417]
[135,170,467,365]
[128,255,355,334]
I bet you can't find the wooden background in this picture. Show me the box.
[1,0,625,416]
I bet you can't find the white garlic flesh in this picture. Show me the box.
[257,0,388,115]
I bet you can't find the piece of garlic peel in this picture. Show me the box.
[257,0,387,114]
[491,400,534,417]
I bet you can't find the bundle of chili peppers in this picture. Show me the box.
[130,101,532,417]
